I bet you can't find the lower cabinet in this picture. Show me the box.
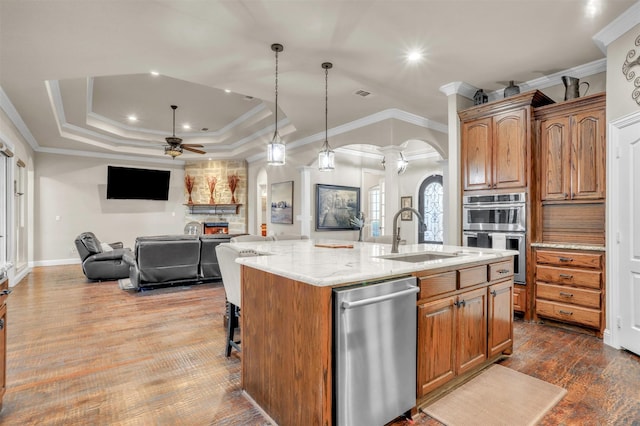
[416,261,513,399]
[534,248,605,336]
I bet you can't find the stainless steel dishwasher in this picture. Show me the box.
[333,276,419,426]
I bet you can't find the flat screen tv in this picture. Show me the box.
[106,166,171,200]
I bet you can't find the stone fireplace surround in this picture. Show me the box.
[184,160,247,235]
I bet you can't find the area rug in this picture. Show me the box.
[422,364,566,426]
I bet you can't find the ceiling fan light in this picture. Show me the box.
[165,145,183,158]
[318,140,335,171]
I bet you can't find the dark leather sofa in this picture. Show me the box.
[123,234,234,290]
[74,232,130,281]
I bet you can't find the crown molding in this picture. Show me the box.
[0,85,40,150]
[37,146,185,165]
[593,2,640,53]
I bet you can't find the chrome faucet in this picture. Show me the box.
[391,207,424,253]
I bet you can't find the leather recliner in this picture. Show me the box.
[74,232,130,281]
[123,235,202,290]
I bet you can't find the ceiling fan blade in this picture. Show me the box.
[181,143,204,148]
[183,146,206,155]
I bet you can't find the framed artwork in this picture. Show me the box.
[315,184,360,231]
[401,196,413,221]
[270,181,294,224]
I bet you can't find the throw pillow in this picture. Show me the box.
[100,242,114,252]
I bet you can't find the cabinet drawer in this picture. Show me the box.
[535,250,602,269]
[536,299,601,329]
[458,265,487,289]
[488,260,513,282]
[536,282,601,309]
[418,271,457,299]
[536,265,601,289]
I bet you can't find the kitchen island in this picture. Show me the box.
[234,239,516,426]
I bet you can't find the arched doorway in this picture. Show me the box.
[418,174,443,244]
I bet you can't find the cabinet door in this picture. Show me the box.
[571,109,606,200]
[456,287,487,376]
[462,118,492,191]
[488,280,513,357]
[417,296,456,397]
[493,108,527,189]
[0,303,5,409]
[540,116,571,201]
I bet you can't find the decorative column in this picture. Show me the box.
[298,166,313,237]
[379,146,404,236]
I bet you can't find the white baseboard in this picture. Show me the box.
[33,258,81,267]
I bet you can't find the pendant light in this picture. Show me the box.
[267,43,285,166]
[318,62,335,171]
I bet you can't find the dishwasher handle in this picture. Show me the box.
[341,286,419,310]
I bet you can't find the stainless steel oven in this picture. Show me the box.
[462,192,526,232]
[463,231,526,284]
[462,192,527,284]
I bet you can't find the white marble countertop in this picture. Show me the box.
[530,242,606,252]
[234,239,517,287]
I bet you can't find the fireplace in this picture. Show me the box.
[203,222,229,234]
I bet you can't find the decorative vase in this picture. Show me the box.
[209,193,215,204]
[473,89,488,105]
[187,193,194,205]
[503,80,520,98]
[230,191,236,204]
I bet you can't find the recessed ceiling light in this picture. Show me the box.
[406,49,424,63]
[127,115,138,122]
[150,71,160,76]
[224,89,231,93]
[182,124,191,130]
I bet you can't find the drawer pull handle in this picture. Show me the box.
[497,269,510,274]
[558,257,573,262]
[455,300,466,308]
[559,291,574,298]
[559,273,573,279]
[559,310,573,316]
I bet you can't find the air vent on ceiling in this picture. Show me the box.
[354,89,372,97]
[244,95,255,101]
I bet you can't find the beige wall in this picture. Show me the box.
[606,23,640,121]
[35,152,186,263]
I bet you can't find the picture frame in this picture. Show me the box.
[270,181,294,224]
[401,196,413,221]
[315,184,360,231]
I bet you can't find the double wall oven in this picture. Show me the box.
[462,192,526,284]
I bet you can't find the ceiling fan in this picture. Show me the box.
[164,105,206,158]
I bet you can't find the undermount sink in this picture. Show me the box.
[377,252,465,263]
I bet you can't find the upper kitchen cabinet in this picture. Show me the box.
[536,93,606,201]
[459,91,554,193]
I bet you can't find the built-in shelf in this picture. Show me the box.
[185,204,242,215]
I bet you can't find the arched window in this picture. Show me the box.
[418,174,443,244]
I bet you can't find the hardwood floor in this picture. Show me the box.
[1,265,639,425]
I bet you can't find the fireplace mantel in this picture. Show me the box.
[185,204,242,215]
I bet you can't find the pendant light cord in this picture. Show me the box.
[274,48,279,132]
[324,66,328,142]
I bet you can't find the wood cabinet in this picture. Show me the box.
[0,278,7,410]
[416,259,513,399]
[534,248,605,336]
[459,90,553,193]
[537,94,606,201]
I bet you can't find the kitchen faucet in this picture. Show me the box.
[391,207,424,253]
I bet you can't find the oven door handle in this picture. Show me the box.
[463,203,526,210]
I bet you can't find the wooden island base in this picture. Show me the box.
[240,254,514,426]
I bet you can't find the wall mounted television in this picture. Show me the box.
[106,166,171,201]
